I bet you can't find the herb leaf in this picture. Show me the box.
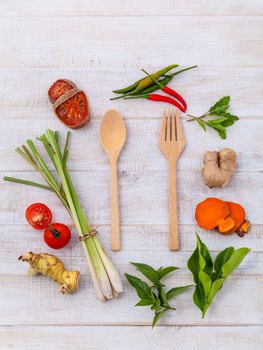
[209,96,230,114]
[126,263,192,328]
[187,234,250,318]
[167,285,193,300]
[152,309,168,328]
[131,262,159,284]
[125,273,155,302]
[221,248,251,278]
[157,266,179,280]
[189,96,238,139]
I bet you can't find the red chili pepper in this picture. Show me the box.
[125,94,186,112]
[141,68,187,111]
[147,94,186,112]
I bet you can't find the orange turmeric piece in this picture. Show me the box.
[195,198,230,230]
[236,219,251,237]
[217,216,236,234]
[224,202,246,234]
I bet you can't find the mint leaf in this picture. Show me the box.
[131,262,159,284]
[193,117,206,131]
[209,96,230,114]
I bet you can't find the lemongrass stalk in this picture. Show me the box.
[93,236,123,293]
[3,177,52,191]
[45,130,116,299]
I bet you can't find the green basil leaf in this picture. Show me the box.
[151,298,161,310]
[125,273,155,301]
[166,285,193,300]
[131,262,159,284]
[157,266,179,280]
[214,247,235,277]
[198,270,212,297]
[209,96,230,114]
[135,299,155,307]
[207,278,225,304]
[152,309,168,328]
[221,248,251,278]
[221,119,235,127]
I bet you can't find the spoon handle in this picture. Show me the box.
[110,159,120,251]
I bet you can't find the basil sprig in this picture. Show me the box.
[125,263,193,327]
[188,96,239,139]
[188,234,250,318]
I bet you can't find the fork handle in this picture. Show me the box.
[168,161,179,250]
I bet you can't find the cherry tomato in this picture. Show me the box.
[25,203,52,230]
[44,223,71,249]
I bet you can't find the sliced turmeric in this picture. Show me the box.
[217,216,236,234]
[195,198,230,230]
[195,198,251,237]
[19,252,80,294]
[224,202,246,234]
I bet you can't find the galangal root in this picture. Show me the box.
[202,148,237,188]
[195,197,251,236]
[19,252,80,294]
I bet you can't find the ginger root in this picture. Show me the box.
[19,252,80,294]
[202,148,237,188]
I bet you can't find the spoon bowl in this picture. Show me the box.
[100,109,126,156]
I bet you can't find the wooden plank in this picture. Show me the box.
[0,0,262,17]
[1,119,263,172]
[1,66,262,118]
[1,224,262,275]
[0,325,263,350]
[1,170,262,225]
[0,273,262,325]
[0,17,262,68]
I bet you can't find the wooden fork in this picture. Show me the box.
[159,109,186,250]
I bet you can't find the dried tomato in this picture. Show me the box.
[48,79,90,128]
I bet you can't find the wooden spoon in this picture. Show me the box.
[100,109,126,251]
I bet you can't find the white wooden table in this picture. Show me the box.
[0,1,262,349]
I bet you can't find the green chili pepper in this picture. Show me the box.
[135,65,197,95]
[112,79,142,94]
[110,65,197,100]
[111,64,178,99]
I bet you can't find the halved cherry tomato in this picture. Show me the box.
[48,79,74,102]
[48,79,90,128]
[25,203,52,230]
[44,223,71,249]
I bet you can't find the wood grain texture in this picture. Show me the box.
[1,326,262,350]
[0,0,262,348]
